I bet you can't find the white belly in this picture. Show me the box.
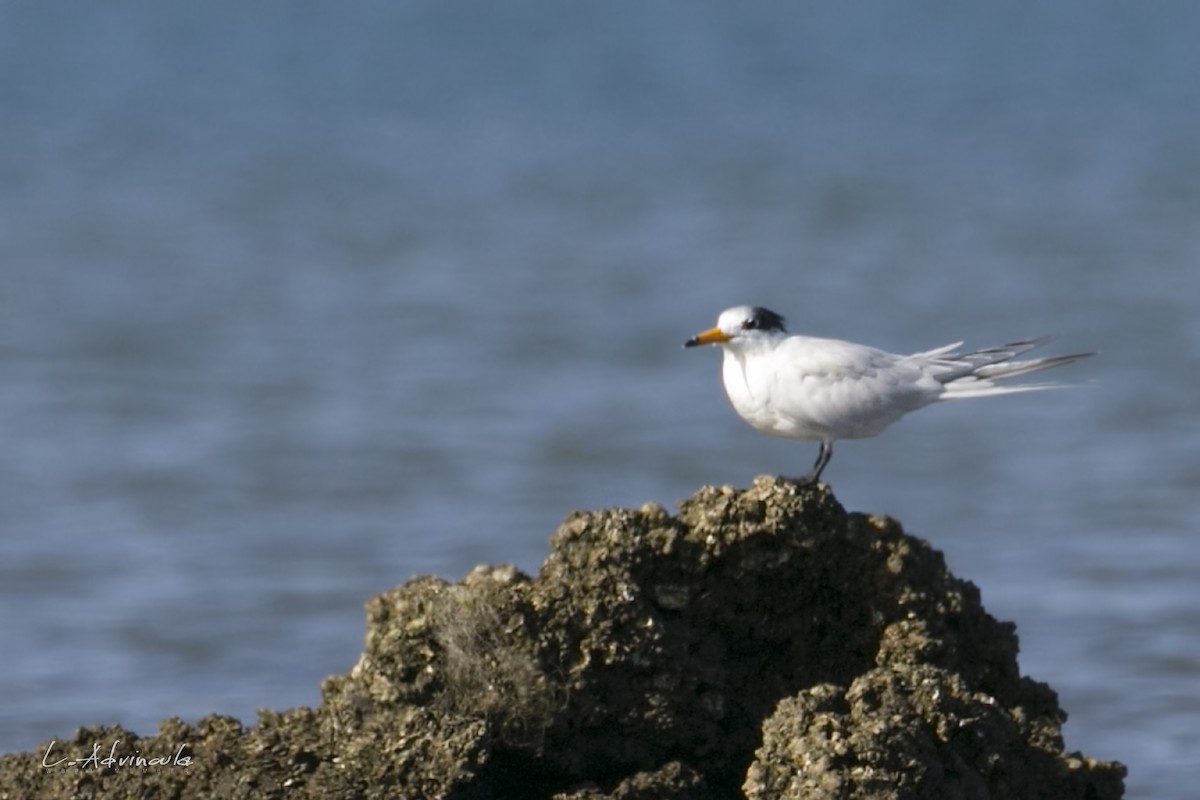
[719,345,941,441]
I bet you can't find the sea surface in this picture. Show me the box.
[2,3,1198,796]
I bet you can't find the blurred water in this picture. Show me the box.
[1,2,1198,796]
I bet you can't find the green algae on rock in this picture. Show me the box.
[0,477,1125,799]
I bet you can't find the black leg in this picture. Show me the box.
[788,440,833,486]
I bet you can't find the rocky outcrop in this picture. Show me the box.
[0,477,1125,799]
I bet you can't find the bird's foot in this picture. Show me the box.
[780,472,821,488]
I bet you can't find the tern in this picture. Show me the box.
[685,305,1094,485]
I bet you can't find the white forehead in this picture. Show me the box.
[717,305,756,330]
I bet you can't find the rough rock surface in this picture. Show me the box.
[0,478,1125,799]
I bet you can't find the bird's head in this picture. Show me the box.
[684,305,787,349]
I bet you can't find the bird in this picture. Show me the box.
[684,305,1094,485]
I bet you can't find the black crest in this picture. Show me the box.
[744,307,787,333]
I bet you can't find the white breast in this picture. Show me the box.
[719,337,944,441]
[721,349,830,440]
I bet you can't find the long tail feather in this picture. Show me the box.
[917,336,1095,396]
[939,380,1088,399]
[972,352,1095,380]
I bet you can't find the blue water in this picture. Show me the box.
[2,3,1198,796]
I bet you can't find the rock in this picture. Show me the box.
[0,477,1126,799]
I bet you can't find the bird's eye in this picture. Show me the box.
[741,318,759,331]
